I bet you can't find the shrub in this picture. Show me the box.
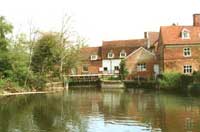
[190,83,200,94]
[193,71,200,83]
[26,74,47,90]
[0,79,7,89]
[178,74,193,89]
[158,72,181,90]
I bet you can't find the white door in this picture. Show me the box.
[154,64,159,75]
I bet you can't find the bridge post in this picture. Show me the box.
[63,75,69,90]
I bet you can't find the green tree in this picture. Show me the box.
[0,16,13,78]
[8,34,30,86]
[119,59,128,80]
[31,33,60,75]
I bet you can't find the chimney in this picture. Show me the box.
[144,32,148,39]
[193,14,200,26]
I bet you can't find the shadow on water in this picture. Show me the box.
[0,88,200,132]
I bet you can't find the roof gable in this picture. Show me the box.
[126,47,155,60]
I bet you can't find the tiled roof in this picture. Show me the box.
[80,47,102,60]
[102,39,146,47]
[160,25,200,45]
[102,39,147,59]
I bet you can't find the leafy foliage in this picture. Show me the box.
[0,16,13,78]
[0,16,84,91]
[119,59,128,80]
[31,33,60,74]
[158,72,182,90]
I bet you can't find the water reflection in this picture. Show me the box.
[0,89,200,132]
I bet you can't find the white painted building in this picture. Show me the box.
[102,59,121,74]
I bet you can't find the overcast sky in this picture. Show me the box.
[0,0,199,46]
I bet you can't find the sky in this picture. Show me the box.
[0,0,200,46]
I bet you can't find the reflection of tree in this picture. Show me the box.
[2,90,200,132]
[0,107,10,132]
[0,92,90,132]
[33,102,55,131]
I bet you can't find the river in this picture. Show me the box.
[0,88,200,132]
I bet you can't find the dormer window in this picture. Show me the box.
[182,29,190,39]
[120,50,126,58]
[90,55,98,60]
[107,50,114,58]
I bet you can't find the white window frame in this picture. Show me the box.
[90,55,98,60]
[107,51,114,59]
[183,48,191,57]
[182,31,190,39]
[137,64,146,72]
[183,65,192,74]
[120,50,126,58]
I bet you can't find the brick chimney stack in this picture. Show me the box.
[193,14,200,26]
[144,32,148,39]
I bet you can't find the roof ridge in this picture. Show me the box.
[103,38,145,43]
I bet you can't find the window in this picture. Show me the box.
[120,50,126,58]
[185,118,193,130]
[82,65,88,72]
[114,66,119,71]
[182,31,190,39]
[182,29,190,39]
[104,67,108,71]
[137,64,146,71]
[183,48,191,57]
[184,65,192,74]
[91,55,98,60]
[107,51,114,58]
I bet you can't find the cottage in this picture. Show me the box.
[101,39,147,74]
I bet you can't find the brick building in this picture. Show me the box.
[77,35,158,79]
[125,47,157,80]
[101,39,147,74]
[77,47,102,74]
[76,13,200,78]
[158,14,200,74]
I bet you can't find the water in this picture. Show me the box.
[0,89,200,132]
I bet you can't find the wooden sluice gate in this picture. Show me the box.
[63,74,125,89]
[63,74,101,88]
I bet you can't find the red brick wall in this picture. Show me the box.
[125,48,157,80]
[163,46,200,73]
[77,60,102,74]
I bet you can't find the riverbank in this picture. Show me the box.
[0,87,67,96]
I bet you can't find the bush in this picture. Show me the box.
[190,83,200,94]
[0,78,22,92]
[158,72,194,91]
[26,74,47,90]
[193,71,200,83]
[0,79,7,89]
[179,74,193,89]
[158,72,182,90]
